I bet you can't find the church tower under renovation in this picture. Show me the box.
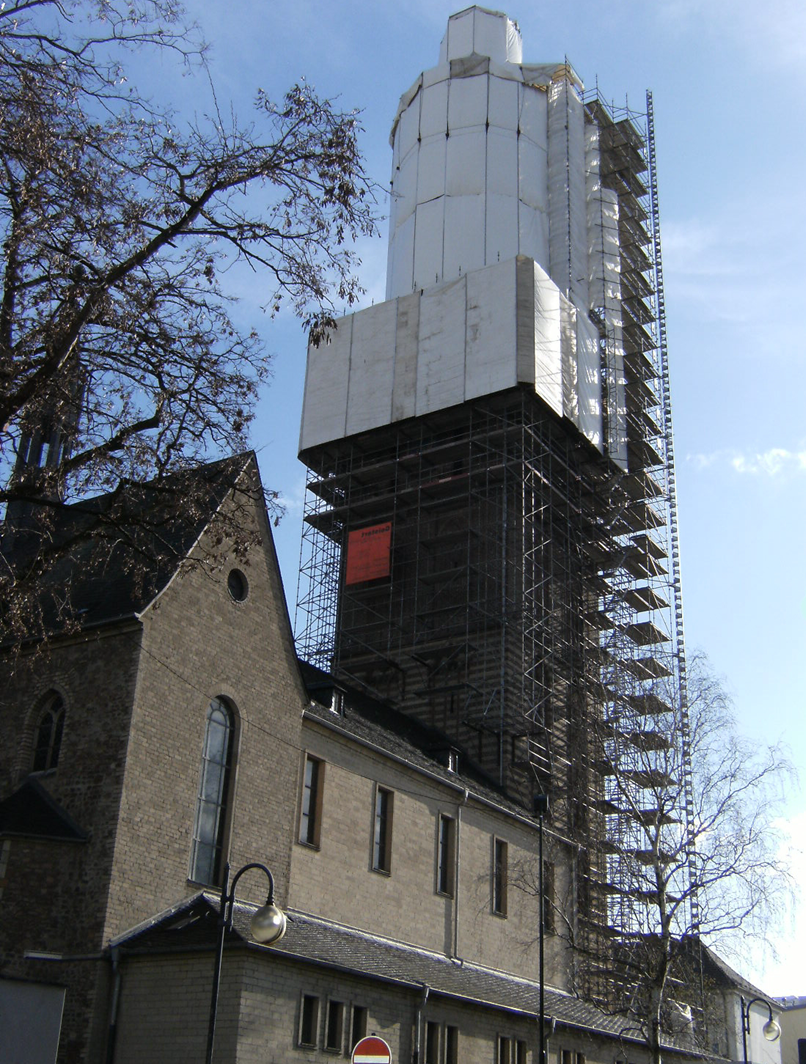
[296,6,695,1002]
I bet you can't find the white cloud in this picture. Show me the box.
[731,448,806,475]
[687,447,806,476]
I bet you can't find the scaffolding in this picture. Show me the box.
[295,90,693,1010]
[580,89,696,1004]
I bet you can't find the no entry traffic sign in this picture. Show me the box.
[352,1035,393,1064]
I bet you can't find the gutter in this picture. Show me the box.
[415,985,430,1064]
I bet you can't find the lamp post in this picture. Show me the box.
[741,996,781,1064]
[206,861,287,1064]
[535,793,550,1064]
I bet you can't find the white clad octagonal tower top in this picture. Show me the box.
[386,6,587,305]
[438,5,524,64]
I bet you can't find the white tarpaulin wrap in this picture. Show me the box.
[438,6,523,65]
[577,311,603,450]
[547,77,589,308]
[303,8,630,468]
[586,125,627,469]
[300,258,604,455]
[386,7,562,302]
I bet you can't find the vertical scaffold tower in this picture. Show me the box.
[294,7,694,1008]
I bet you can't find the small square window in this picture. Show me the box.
[299,994,319,1047]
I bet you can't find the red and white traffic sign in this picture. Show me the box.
[352,1035,393,1064]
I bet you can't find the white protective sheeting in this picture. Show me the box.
[345,303,397,436]
[334,9,629,465]
[532,263,563,416]
[547,76,590,310]
[577,311,603,450]
[386,7,568,302]
[586,131,627,469]
[466,259,519,399]
[300,257,604,455]
[417,276,467,414]
[438,6,523,65]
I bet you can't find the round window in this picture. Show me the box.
[227,568,248,602]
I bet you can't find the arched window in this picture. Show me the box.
[189,697,235,886]
[32,694,65,773]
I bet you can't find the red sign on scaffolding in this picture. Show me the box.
[345,522,392,585]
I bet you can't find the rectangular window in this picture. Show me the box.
[437,814,456,896]
[445,1025,458,1064]
[425,1022,440,1064]
[543,860,555,934]
[562,1050,573,1064]
[350,1006,368,1054]
[498,1035,513,1064]
[492,837,508,916]
[325,999,344,1052]
[300,754,324,847]
[516,1042,528,1064]
[372,786,394,873]
[299,994,319,1047]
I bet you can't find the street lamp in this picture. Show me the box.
[741,996,781,1064]
[535,793,550,1064]
[206,861,287,1064]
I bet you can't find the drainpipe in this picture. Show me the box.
[453,788,469,959]
[414,984,430,1064]
[105,946,121,1064]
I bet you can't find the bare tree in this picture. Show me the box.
[0,0,377,642]
[513,653,793,1064]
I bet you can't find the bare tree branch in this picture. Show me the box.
[0,0,379,646]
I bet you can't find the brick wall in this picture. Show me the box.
[105,486,306,937]
[290,717,574,989]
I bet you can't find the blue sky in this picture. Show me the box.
[154,0,805,992]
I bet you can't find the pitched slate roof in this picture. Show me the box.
[695,939,773,1000]
[3,453,255,636]
[0,776,88,841]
